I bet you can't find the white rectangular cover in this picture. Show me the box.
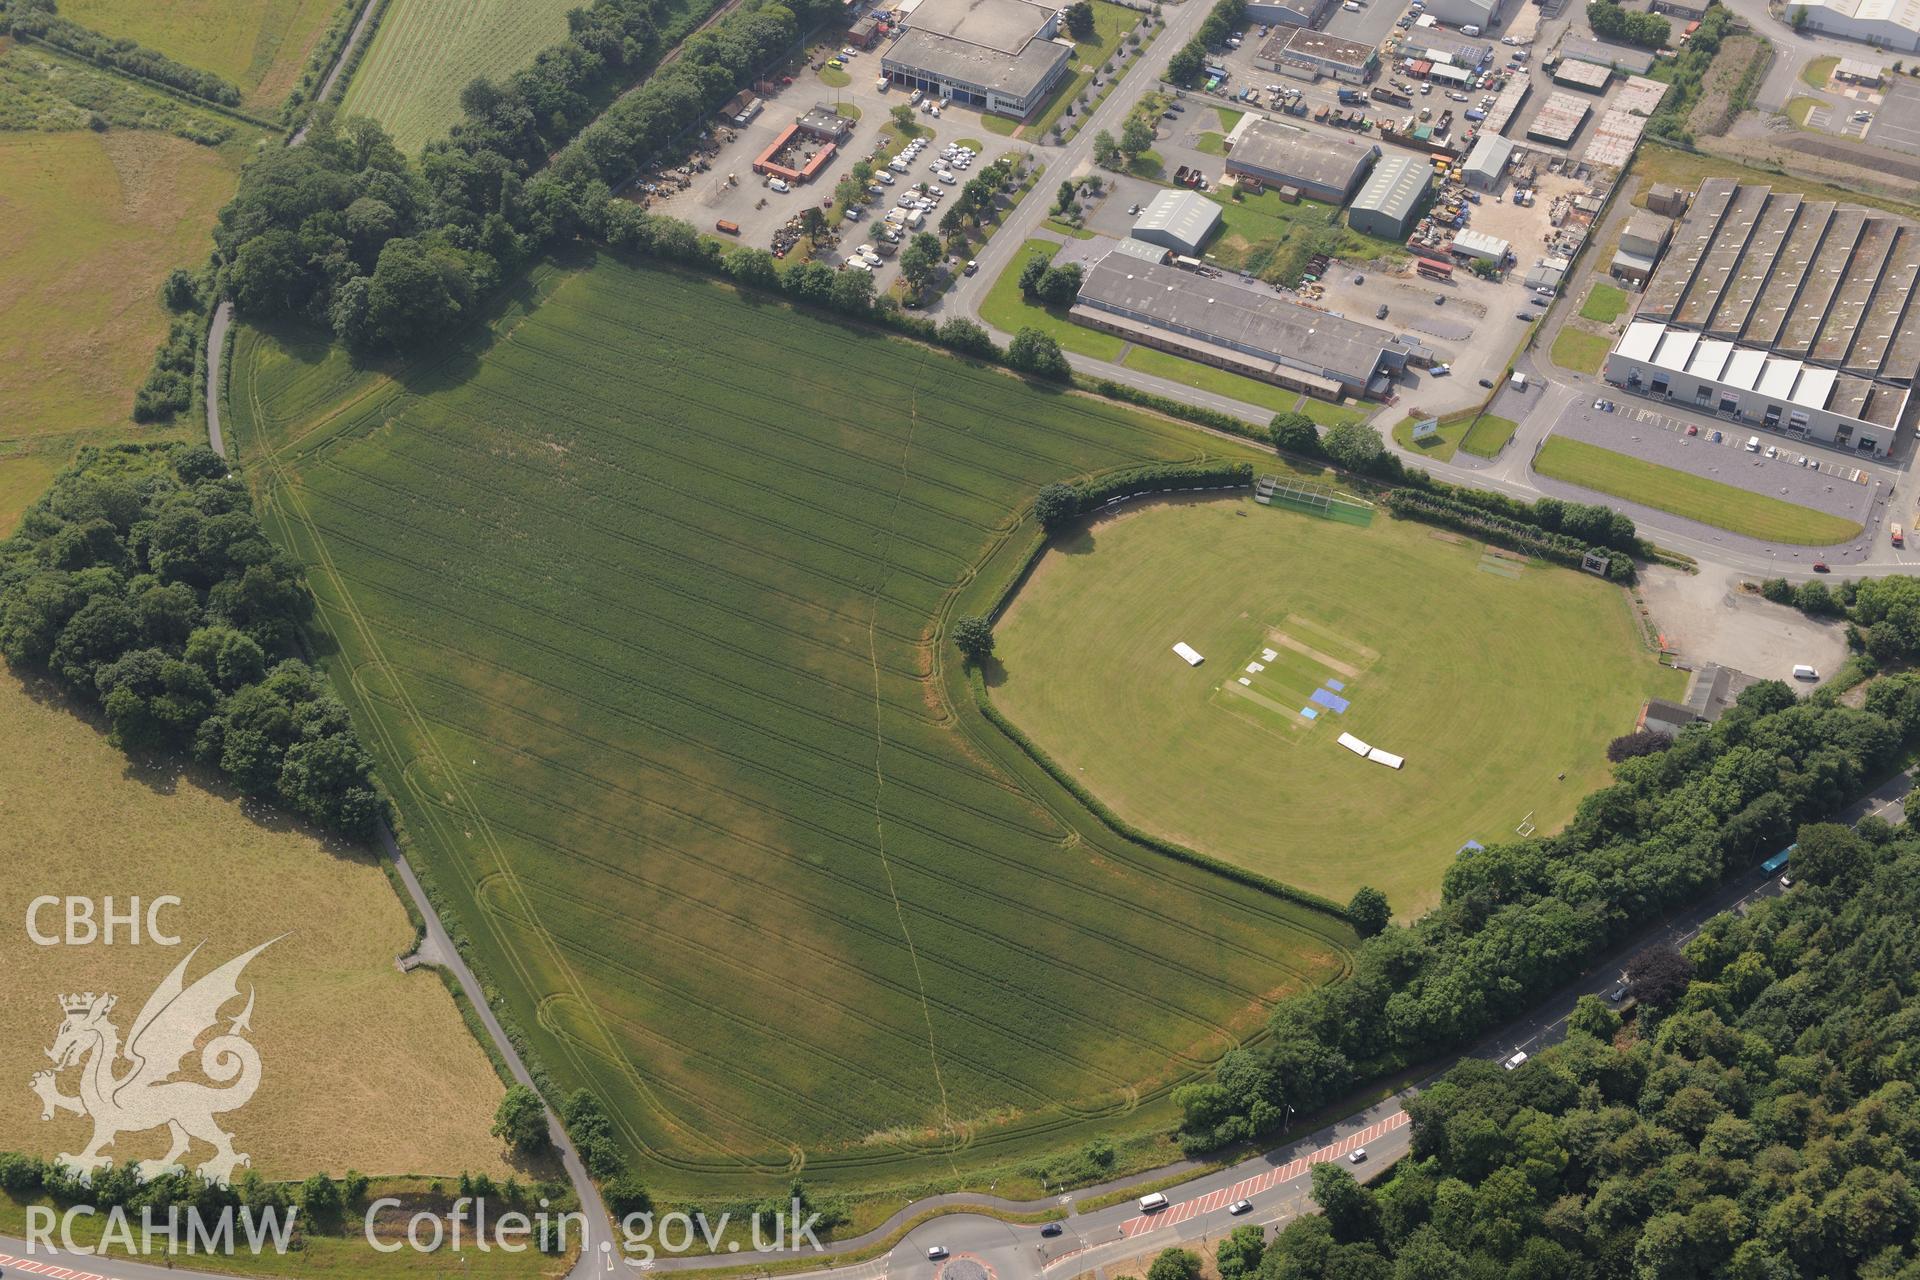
[1173,642,1205,666]
[1367,748,1405,768]
[1338,732,1371,755]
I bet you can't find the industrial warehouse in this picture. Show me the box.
[879,0,1071,118]
[1072,255,1412,401]
[1348,153,1432,240]
[1225,118,1379,203]
[1604,178,1920,457]
[1130,189,1223,256]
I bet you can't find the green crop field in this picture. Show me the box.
[992,500,1683,918]
[58,0,350,108]
[339,0,580,152]
[228,255,1357,1197]
[1534,436,1866,545]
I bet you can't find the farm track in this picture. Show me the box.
[228,261,1360,1185]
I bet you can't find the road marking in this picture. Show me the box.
[1115,1113,1409,1237]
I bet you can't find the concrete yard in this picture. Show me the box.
[1639,566,1850,684]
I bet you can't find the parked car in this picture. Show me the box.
[1376,303,1389,319]
[1709,429,1723,443]
[768,177,791,193]
[1478,377,1494,388]
[1430,363,1451,376]
[1686,423,1698,435]
[1607,984,1630,1002]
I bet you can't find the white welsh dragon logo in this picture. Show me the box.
[30,939,278,1185]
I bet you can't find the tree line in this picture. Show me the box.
[0,444,387,841]
[139,0,839,419]
[1585,0,1673,51]
[4,0,245,106]
[1172,671,1917,1154]
[1239,812,1920,1279]
[1167,0,1247,87]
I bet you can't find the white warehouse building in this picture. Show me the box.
[1602,177,1920,457]
[1789,0,1920,52]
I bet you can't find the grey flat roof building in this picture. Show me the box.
[1555,37,1656,74]
[1399,28,1493,67]
[1226,119,1378,204]
[1131,189,1223,256]
[882,0,1070,117]
[1073,256,1408,398]
[910,0,1056,51]
[1348,153,1430,240]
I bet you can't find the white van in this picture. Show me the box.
[1139,1193,1170,1213]
[1793,664,1819,681]
[1461,23,1482,33]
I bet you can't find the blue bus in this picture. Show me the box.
[1760,844,1795,876]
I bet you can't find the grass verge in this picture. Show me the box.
[1551,328,1612,374]
[1580,283,1628,324]
[1460,414,1519,458]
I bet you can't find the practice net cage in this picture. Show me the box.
[1255,475,1375,526]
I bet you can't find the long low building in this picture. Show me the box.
[1603,177,1920,456]
[1225,118,1379,203]
[1257,27,1379,83]
[880,0,1071,118]
[1072,254,1410,401]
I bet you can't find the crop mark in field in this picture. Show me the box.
[866,352,957,1150]
[252,403,772,1176]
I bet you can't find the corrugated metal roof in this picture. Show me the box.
[1350,153,1429,223]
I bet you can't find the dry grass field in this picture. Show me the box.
[0,672,515,1182]
[54,0,351,109]
[0,131,237,502]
